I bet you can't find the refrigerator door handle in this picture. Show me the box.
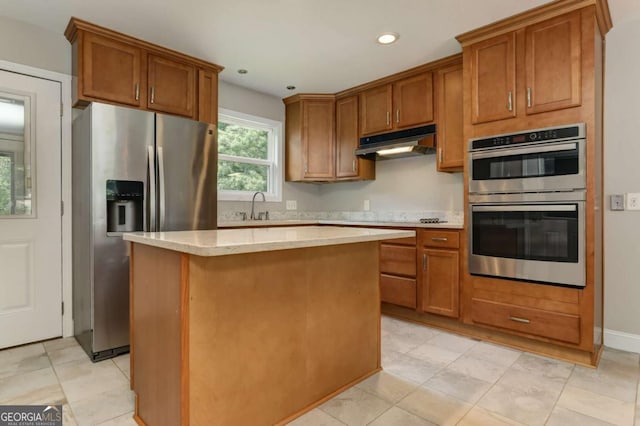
[147,145,156,232]
[158,146,166,230]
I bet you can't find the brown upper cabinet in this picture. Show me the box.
[435,62,464,171]
[80,32,143,108]
[335,96,375,180]
[284,95,335,181]
[469,10,582,124]
[147,54,196,118]
[65,18,222,123]
[360,72,434,136]
[285,94,374,182]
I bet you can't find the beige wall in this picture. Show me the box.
[0,15,70,75]
[603,17,640,336]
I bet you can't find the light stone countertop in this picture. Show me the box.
[217,219,463,229]
[123,226,415,257]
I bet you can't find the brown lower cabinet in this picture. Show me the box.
[419,230,460,318]
[379,236,417,309]
[380,229,461,318]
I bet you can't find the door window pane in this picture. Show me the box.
[0,93,33,216]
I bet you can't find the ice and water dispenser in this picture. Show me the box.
[106,180,144,234]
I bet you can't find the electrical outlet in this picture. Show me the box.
[286,200,297,210]
[626,193,640,211]
[363,200,370,211]
[610,194,625,211]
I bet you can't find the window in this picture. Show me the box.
[217,108,282,201]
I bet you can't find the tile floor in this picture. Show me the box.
[1,316,638,425]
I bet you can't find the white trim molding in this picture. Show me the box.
[0,60,73,339]
[604,328,640,354]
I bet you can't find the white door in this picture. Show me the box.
[0,70,62,349]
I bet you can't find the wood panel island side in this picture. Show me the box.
[123,226,414,426]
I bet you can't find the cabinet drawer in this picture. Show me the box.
[421,230,459,249]
[380,274,416,309]
[471,299,580,344]
[380,244,416,276]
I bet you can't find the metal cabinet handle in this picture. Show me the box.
[507,91,513,112]
[509,316,530,324]
[431,237,448,242]
[386,111,390,126]
[439,149,443,163]
[422,253,426,271]
[158,147,165,230]
[304,161,308,173]
[135,83,140,101]
[147,145,156,232]
[396,109,400,123]
[527,87,532,108]
[352,159,356,172]
[150,87,155,104]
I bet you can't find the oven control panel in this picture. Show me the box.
[470,124,584,150]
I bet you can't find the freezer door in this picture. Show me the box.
[156,114,217,231]
[90,103,154,354]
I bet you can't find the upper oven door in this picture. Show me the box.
[468,197,585,287]
[469,139,586,194]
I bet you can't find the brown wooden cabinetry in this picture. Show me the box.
[419,230,460,318]
[147,54,195,118]
[285,94,373,182]
[284,95,335,181]
[436,62,464,171]
[335,95,375,180]
[360,72,434,136]
[380,236,417,309]
[198,69,218,125]
[65,18,222,123]
[470,33,516,124]
[468,10,582,125]
[78,32,143,108]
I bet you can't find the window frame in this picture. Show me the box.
[217,108,283,202]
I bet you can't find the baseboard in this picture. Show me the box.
[604,328,640,354]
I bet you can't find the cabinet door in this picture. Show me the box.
[393,72,434,129]
[198,69,218,125]
[302,99,335,179]
[421,248,459,317]
[436,64,463,172]
[81,32,142,107]
[148,54,196,118]
[525,11,581,115]
[359,85,392,136]
[470,32,516,124]
[335,96,359,178]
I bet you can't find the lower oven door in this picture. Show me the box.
[469,197,585,287]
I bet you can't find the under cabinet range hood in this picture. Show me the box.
[355,124,437,160]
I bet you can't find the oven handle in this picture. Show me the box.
[472,204,577,212]
[470,142,578,160]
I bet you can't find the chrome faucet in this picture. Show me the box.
[250,191,266,220]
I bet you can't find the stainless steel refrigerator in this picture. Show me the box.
[72,103,217,361]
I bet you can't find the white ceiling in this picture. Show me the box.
[0,0,635,98]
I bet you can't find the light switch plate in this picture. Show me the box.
[610,194,625,211]
[363,200,370,211]
[286,200,297,210]
[626,193,640,210]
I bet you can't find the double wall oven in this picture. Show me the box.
[468,124,586,287]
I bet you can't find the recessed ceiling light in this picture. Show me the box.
[377,32,399,45]
[237,69,248,74]
[286,85,296,91]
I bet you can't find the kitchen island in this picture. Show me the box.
[124,226,414,426]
